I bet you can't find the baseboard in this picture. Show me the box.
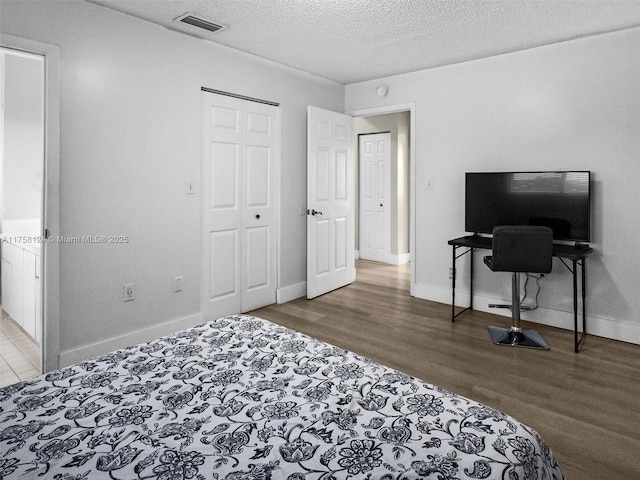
[413,282,462,306]
[277,281,306,304]
[390,253,411,265]
[412,282,640,345]
[58,312,205,368]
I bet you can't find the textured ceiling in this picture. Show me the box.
[86,0,640,84]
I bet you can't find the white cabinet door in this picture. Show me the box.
[306,106,355,299]
[1,242,24,326]
[0,243,40,341]
[23,250,37,339]
[202,92,278,318]
[35,253,42,344]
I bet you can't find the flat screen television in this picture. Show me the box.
[465,171,591,243]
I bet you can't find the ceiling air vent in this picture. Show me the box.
[175,13,228,34]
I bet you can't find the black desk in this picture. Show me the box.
[448,235,592,352]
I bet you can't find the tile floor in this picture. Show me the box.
[0,308,41,387]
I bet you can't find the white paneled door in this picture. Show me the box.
[202,92,279,318]
[307,106,355,299]
[359,132,391,263]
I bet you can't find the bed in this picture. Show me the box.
[0,315,564,479]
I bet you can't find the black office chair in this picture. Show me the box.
[483,225,553,349]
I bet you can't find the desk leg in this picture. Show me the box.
[451,246,456,322]
[581,258,587,348]
[573,259,579,353]
[450,245,474,322]
[469,248,474,311]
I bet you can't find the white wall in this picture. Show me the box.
[1,0,344,366]
[346,27,640,344]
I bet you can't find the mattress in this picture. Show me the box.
[0,315,564,479]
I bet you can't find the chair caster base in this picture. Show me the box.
[488,326,550,350]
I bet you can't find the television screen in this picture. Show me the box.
[465,171,591,242]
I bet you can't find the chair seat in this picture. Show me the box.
[489,225,553,274]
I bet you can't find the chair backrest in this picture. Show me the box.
[491,225,553,273]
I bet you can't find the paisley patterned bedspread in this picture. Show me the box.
[0,315,564,479]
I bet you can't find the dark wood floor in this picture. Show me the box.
[251,260,640,480]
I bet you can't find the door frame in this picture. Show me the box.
[1,34,61,372]
[347,103,416,295]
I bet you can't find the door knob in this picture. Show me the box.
[307,209,323,216]
[255,214,260,219]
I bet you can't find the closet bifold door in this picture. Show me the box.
[202,92,279,319]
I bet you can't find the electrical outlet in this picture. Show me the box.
[123,283,135,302]
[186,179,195,195]
[449,267,454,279]
[172,276,183,293]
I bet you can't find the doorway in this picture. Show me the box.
[0,47,44,386]
[1,33,60,379]
[305,105,414,299]
[355,112,411,267]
